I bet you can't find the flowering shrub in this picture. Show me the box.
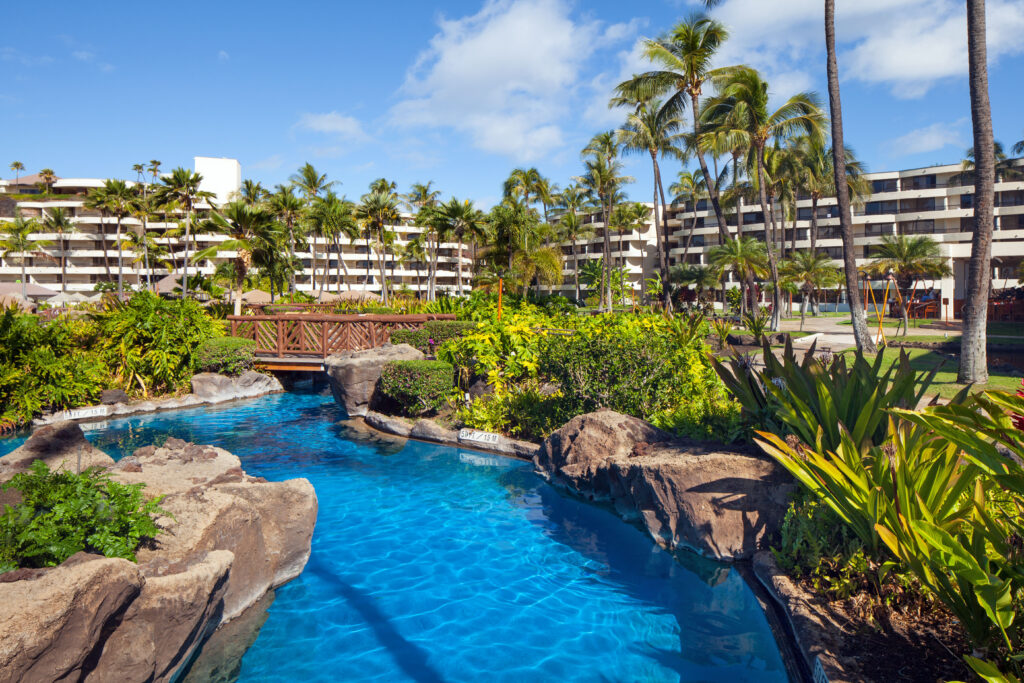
[377,360,454,416]
[437,312,552,390]
[196,337,256,375]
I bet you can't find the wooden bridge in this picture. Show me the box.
[227,313,456,371]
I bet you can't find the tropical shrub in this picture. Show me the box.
[389,328,430,350]
[390,321,477,354]
[0,460,167,572]
[196,337,256,375]
[93,292,218,395]
[437,313,551,390]
[377,360,454,415]
[457,382,565,441]
[714,338,940,452]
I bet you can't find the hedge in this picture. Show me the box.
[377,360,454,415]
[389,321,478,354]
[196,337,256,375]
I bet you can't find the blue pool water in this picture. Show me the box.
[1,390,789,682]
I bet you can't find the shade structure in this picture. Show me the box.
[336,289,377,302]
[316,291,344,303]
[45,292,82,306]
[154,273,182,294]
[241,289,271,304]
[0,282,58,299]
[0,293,36,312]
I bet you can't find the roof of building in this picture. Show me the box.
[0,282,58,298]
[3,173,62,186]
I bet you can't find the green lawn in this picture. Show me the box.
[842,347,1022,399]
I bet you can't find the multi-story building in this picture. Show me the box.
[554,160,1024,317]
[0,157,473,299]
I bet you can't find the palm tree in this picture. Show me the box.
[156,168,213,298]
[957,141,1021,183]
[702,66,826,330]
[404,182,442,299]
[554,184,595,301]
[9,161,24,191]
[38,168,56,194]
[613,97,683,308]
[822,0,876,353]
[102,179,134,297]
[269,186,305,293]
[147,160,162,185]
[434,198,485,296]
[960,0,996,383]
[1,211,51,298]
[576,132,632,310]
[503,168,541,206]
[354,189,401,305]
[865,235,951,336]
[616,15,733,246]
[196,202,282,315]
[290,163,335,200]
[669,263,721,304]
[780,250,840,330]
[1012,133,1024,157]
[669,169,708,266]
[707,236,768,317]
[84,185,115,283]
[241,179,268,205]
[308,191,358,294]
[41,207,76,291]
[790,136,870,254]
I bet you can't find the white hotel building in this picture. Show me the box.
[0,157,473,299]
[555,160,1024,317]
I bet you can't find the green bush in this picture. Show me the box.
[457,382,565,440]
[197,337,256,375]
[0,460,168,573]
[377,360,454,415]
[389,328,430,351]
[93,292,218,395]
[424,320,478,346]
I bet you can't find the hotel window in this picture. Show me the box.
[797,207,812,220]
[864,200,897,215]
[997,190,1024,207]
[899,220,935,234]
[899,197,940,212]
[960,194,974,209]
[901,174,937,191]
[871,178,898,193]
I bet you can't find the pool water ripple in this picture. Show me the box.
[0,389,789,682]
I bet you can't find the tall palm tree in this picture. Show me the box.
[38,168,56,194]
[780,250,840,330]
[1,211,50,298]
[576,132,632,310]
[290,163,335,200]
[669,263,721,304]
[9,161,24,191]
[354,189,401,304]
[960,0,996,384]
[503,168,542,206]
[556,184,596,302]
[616,14,733,246]
[83,185,115,283]
[196,202,282,315]
[1012,132,1024,157]
[156,167,212,298]
[434,198,485,296]
[613,97,683,308]
[702,66,826,330]
[669,169,709,266]
[42,207,76,291]
[404,182,442,299]
[102,179,134,297]
[147,160,161,185]
[707,236,768,317]
[865,235,952,336]
[823,0,876,353]
[269,186,305,293]
[308,191,358,294]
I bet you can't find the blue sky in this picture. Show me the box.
[3,0,1023,208]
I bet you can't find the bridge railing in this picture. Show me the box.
[227,313,457,358]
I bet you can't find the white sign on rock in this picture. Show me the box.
[60,405,109,421]
[458,429,501,445]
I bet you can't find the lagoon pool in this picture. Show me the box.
[1,389,789,682]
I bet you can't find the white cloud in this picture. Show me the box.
[0,47,54,67]
[693,0,1024,99]
[390,0,630,162]
[295,111,369,143]
[72,50,94,62]
[218,50,230,61]
[888,119,967,156]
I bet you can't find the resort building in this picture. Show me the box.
[555,159,1024,317]
[0,158,473,299]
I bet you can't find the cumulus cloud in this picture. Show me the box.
[295,111,369,143]
[693,0,1024,98]
[888,119,967,156]
[390,0,635,162]
[218,50,230,61]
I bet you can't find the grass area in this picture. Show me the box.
[841,347,1022,399]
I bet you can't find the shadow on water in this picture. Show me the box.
[307,560,447,683]
[498,467,784,676]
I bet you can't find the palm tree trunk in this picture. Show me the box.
[690,93,732,245]
[959,0,994,384]
[378,232,388,305]
[810,195,820,254]
[287,221,297,293]
[457,238,464,296]
[653,154,673,310]
[61,233,68,292]
[756,149,783,330]
[826,0,876,353]
[603,199,612,311]
[116,216,124,297]
[182,207,193,298]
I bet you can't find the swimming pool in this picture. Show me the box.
[2,389,789,682]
